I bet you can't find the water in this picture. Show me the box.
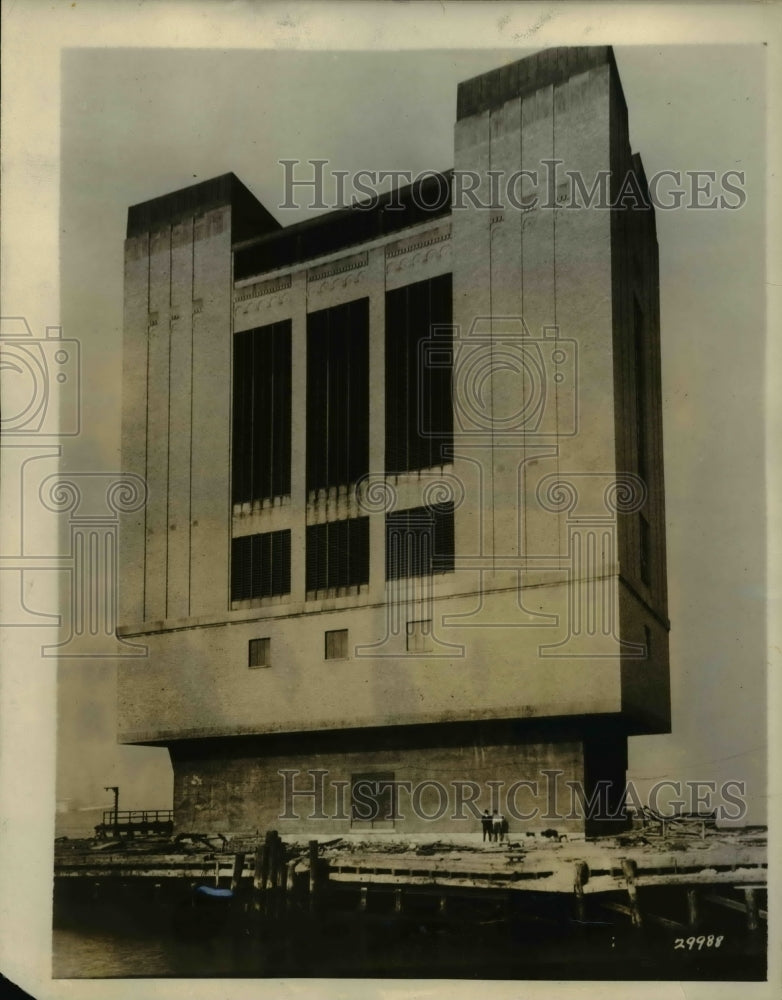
[53,896,271,978]
[52,882,768,980]
[54,926,171,979]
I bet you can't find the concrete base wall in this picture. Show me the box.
[169,726,628,839]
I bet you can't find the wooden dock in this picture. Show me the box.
[55,826,767,936]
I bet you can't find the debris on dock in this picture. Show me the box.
[55,822,767,937]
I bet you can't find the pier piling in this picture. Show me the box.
[231,852,245,892]
[573,861,589,923]
[308,840,320,915]
[686,888,699,928]
[621,859,643,928]
[743,887,759,932]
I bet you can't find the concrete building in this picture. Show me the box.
[118,46,670,838]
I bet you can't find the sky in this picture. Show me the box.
[53,42,767,829]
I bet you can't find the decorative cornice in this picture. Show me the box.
[385,237,451,281]
[307,251,368,283]
[385,227,451,259]
[235,274,292,303]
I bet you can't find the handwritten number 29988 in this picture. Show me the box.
[674,935,724,950]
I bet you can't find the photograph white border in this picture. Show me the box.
[1,2,780,998]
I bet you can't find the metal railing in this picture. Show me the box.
[100,809,173,826]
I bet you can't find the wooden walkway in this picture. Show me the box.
[55,827,767,934]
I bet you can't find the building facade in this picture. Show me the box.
[118,47,670,838]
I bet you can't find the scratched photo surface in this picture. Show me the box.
[40,40,767,983]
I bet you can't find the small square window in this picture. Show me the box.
[249,637,271,668]
[406,619,433,653]
[325,629,349,660]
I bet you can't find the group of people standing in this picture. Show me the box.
[481,810,508,843]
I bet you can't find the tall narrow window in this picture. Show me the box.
[639,513,652,587]
[306,516,370,593]
[633,296,652,588]
[231,530,291,601]
[306,298,369,492]
[386,274,453,474]
[232,320,292,505]
[633,297,649,485]
[386,503,455,580]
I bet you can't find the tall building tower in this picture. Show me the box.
[118,47,669,838]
